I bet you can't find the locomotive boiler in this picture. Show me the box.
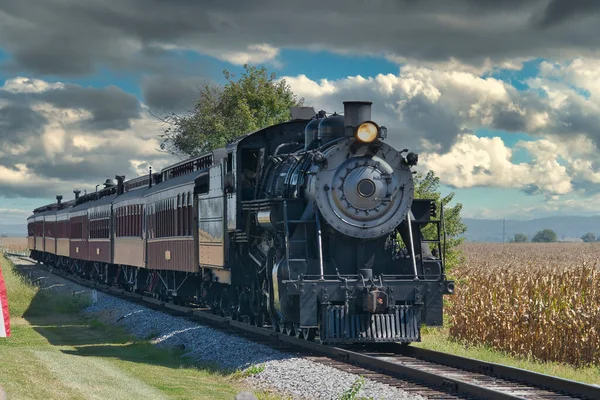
[27,100,454,345]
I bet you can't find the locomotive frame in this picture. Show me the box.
[27,100,454,345]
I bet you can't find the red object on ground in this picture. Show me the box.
[0,264,10,337]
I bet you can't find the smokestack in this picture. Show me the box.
[149,167,153,188]
[56,195,63,209]
[73,189,81,200]
[343,101,372,128]
[115,175,125,195]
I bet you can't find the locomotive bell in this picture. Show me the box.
[103,178,116,188]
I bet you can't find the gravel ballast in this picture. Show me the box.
[85,294,423,399]
[15,259,423,400]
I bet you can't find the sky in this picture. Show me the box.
[2,0,600,234]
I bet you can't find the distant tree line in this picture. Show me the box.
[509,230,600,243]
[581,232,598,242]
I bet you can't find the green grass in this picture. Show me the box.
[0,256,280,399]
[234,363,266,378]
[339,377,373,400]
[419,327,600,385]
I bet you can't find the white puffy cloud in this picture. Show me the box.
[159,43,281,67]
[1,77,65,93]
[283,60,600,197]
[282,75,337,98]
[284,64,548,152]
[419,134,572,195]
[0,77,177,202]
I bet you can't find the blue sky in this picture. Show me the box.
[1,0,600,235]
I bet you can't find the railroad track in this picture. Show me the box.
[7,253,600,400]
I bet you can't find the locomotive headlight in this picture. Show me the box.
[355,122,378,143]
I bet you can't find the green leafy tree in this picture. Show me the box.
[510,233,528,243]
[413,170,467,270]
[581,232,596,243]
[159,64,304,156]
[531,229,557,243]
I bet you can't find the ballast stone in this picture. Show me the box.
[84,291,424,400]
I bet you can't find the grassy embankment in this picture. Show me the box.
[0,255,280,400]
[418,242,600,385]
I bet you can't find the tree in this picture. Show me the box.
[158,64,304,157]
[413,170,467,270]
[510,233,528,243]
[531,229,557,243]
[581,232,596,243]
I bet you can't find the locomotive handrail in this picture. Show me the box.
[314,205,325,281]
[441,201,446,271]
[407,212,419,280]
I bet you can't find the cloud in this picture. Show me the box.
[0,104,47,144]
[419,134,573,195]
[535,0,600,28]
[37,84,141,131]
[141,75,209,113]
[0,77,176,200]
[283,65,548,151]
[2,1,600,76]
[283,61,600,197]
[0,77,142,131]
[420,132,600,197]
[193,43,280,66]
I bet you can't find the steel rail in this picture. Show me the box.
[394,346,600,400]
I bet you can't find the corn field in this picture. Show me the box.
[449,243,600,367]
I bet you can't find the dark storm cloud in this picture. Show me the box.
[0,104,47,143]
[0,81,142,131]
[29,157,132,182]
[535,0,600,28]
[38,85,141,130]
[1,0,600,76]
[141,75,210,113]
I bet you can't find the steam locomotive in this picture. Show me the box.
[27,101,454,344]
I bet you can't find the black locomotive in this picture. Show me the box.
[28,100,454,344]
